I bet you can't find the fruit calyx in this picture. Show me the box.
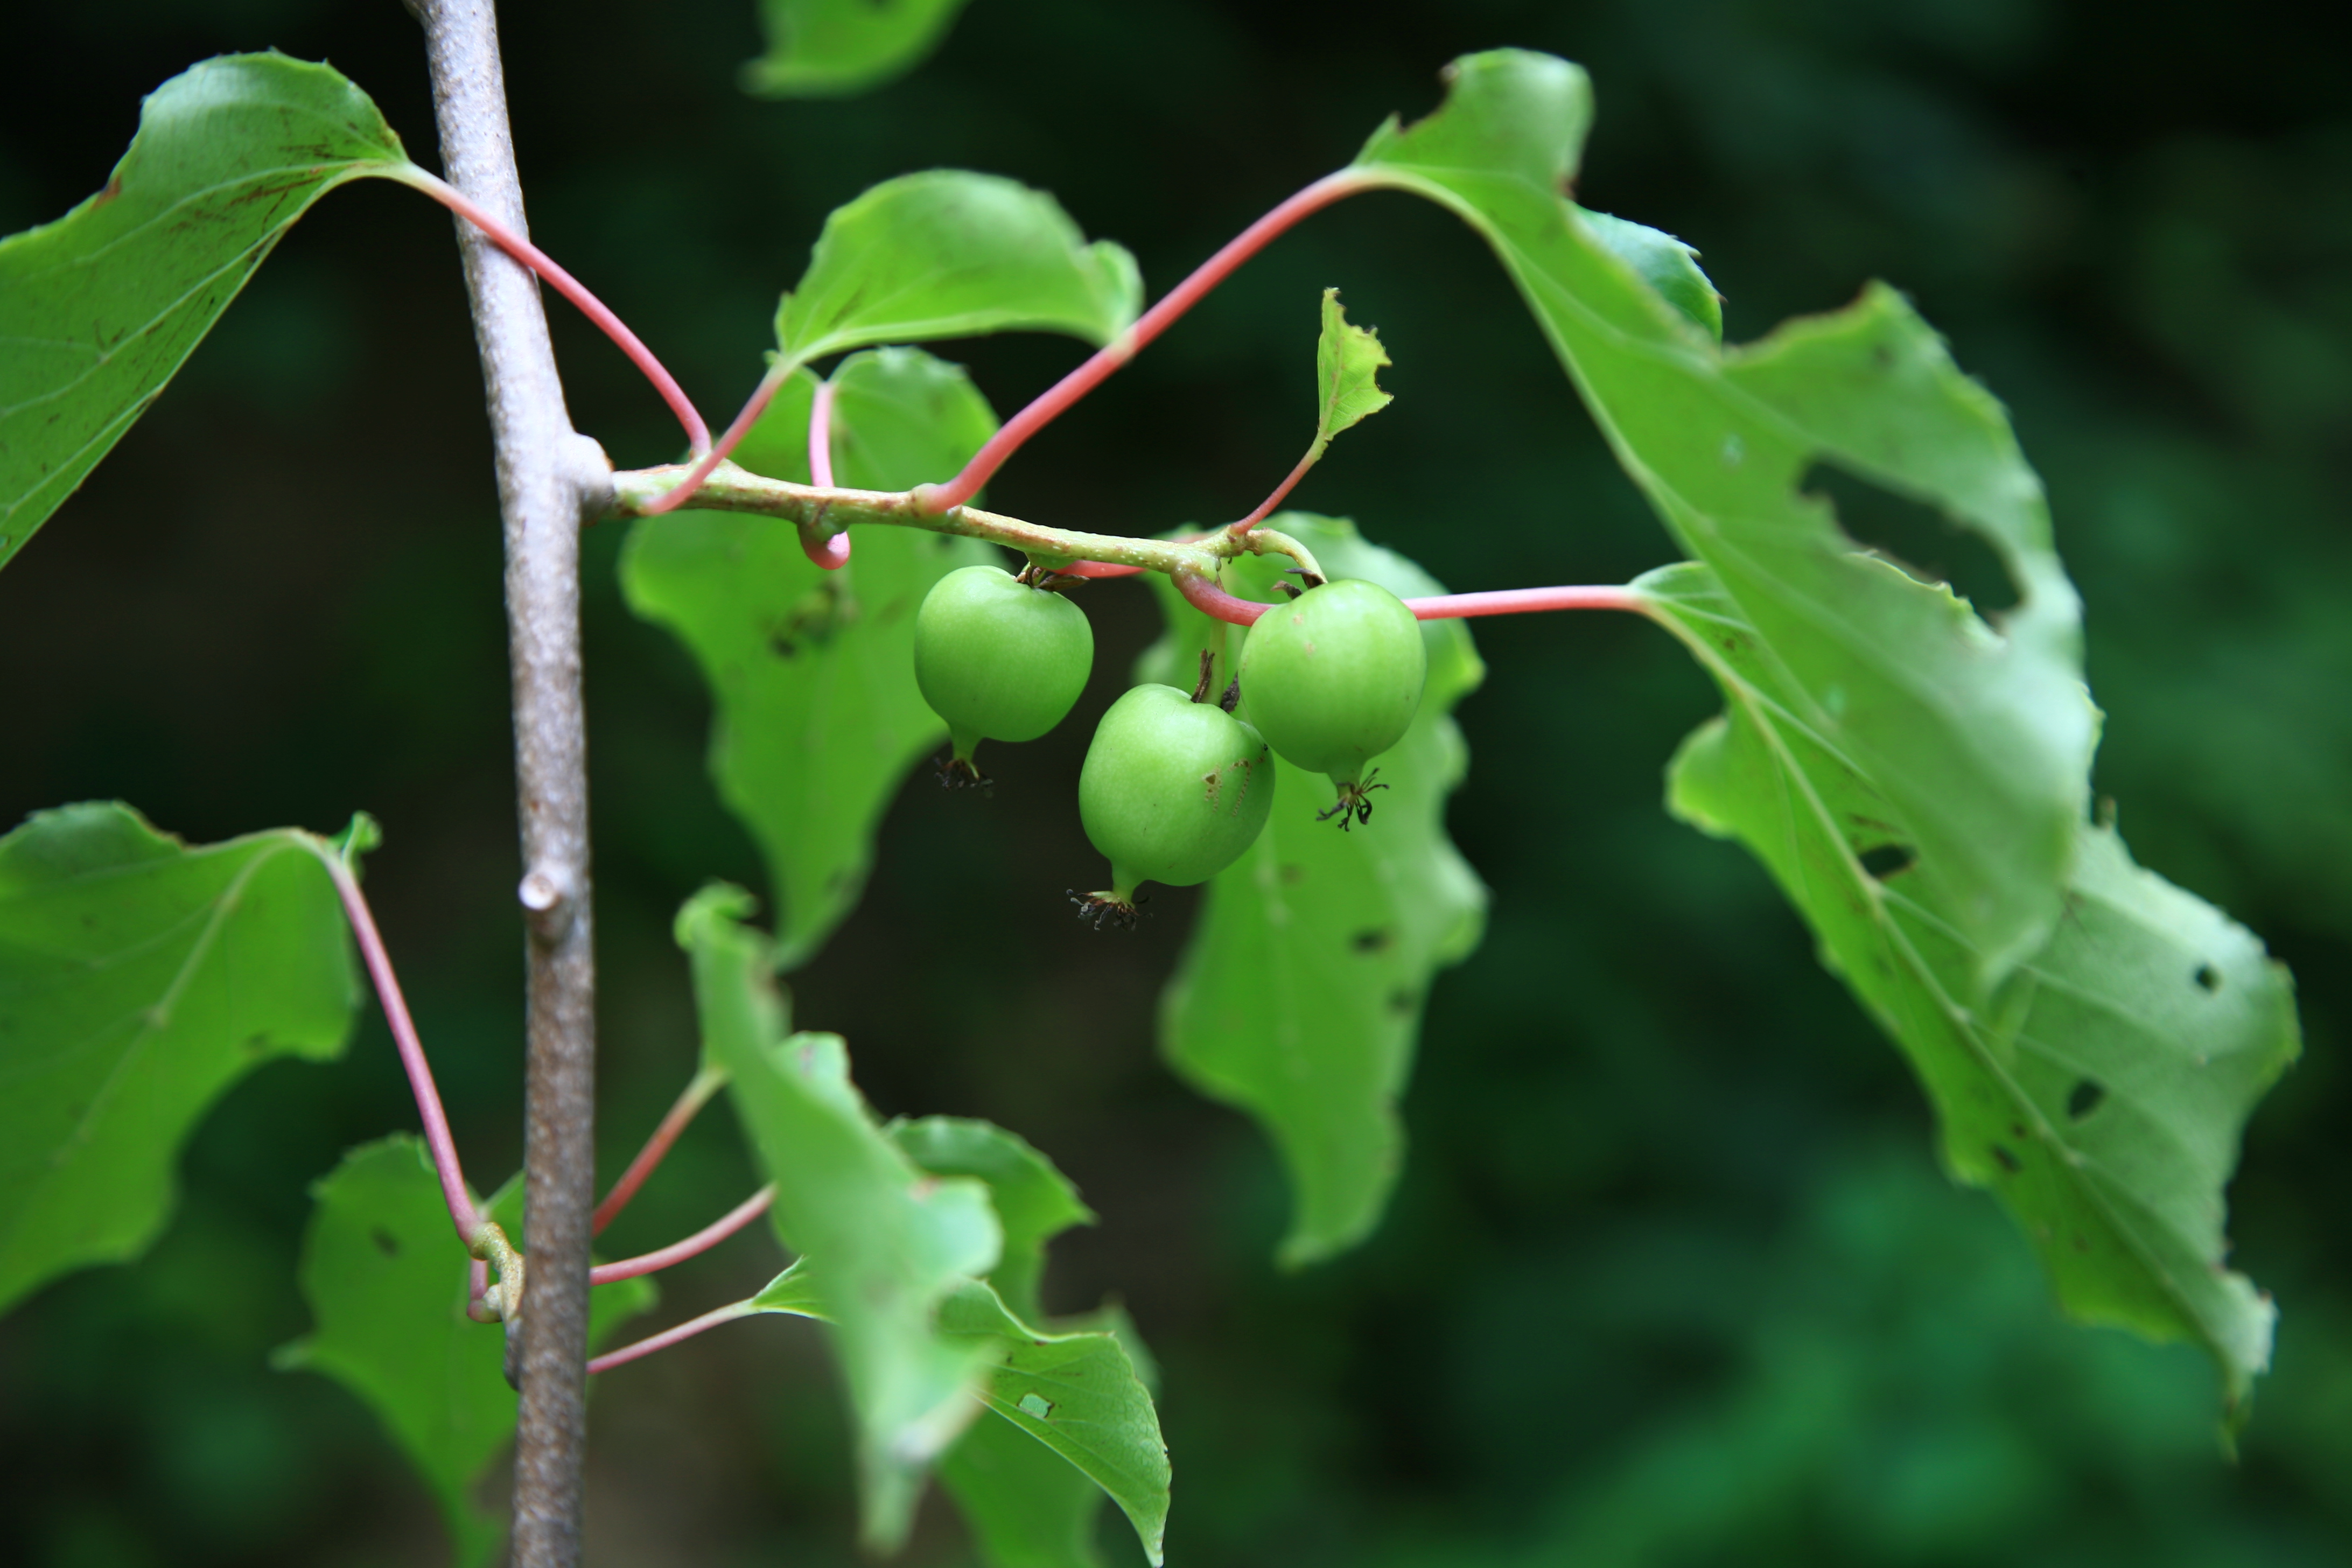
[1316,768,1389,831]
[936,751,992,790]
[1069,890,1140,930]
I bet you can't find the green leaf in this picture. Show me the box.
[1300,288,1394,468]
[751,1255,828,1319]
[889,1116,1096,1324]
[275,1138,656,1566]
[1350,50,2097,995]
[1345,48,2292,1410]
[773,172,1140,373]
[940,1282,1171,1567]
[677,884,1003,1551]
[0,802,358,1314]
[0,53,413,572]
[941,1411,1110,1568]
[621,347,998,968]
[1574,207,1724,340]
[743,0,973,99]
[1146,516,1488,1266]
[883,1119,1143,1568]
[1647,561,2299,1419]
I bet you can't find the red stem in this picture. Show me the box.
[590,1186,775,1286]
[394,167,710,455]
[592,1067,725,1236]
[801,379,851,570]
[1406,585,1648,619]
[640,362,791,515]
[1177,573,1648,627]
[1234,450,1318,533]
[586,1298,759,1376]
[918,171,1369,514]
[320,853,482,1243]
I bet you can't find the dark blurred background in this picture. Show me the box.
[2,0,2347,1563]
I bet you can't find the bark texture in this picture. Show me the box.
[412,3,612,1563]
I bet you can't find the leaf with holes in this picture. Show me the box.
[940,1282,1171,1568]
[678,884,1003,1551]
[621,347,996,968]
[743,0,973,98]
[772,172,1139,374]
[0,802,358,1313]
[275,1138,656,1566]
[1646,559,2298,1419]
[1350,49,2096,994]
[891,1116,1142,1568]
[1145,515,1487,1266]
[0,53,414,572]
[1344,51,2294,1411]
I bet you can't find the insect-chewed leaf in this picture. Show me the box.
[773,171,1139,373]
[891,1117,1144,1568]
[274,1139,656,1567]
[1303,288,1394,466]
[0,802,359,1314]
[1146,515,1487,1266]
[1352,49,2094,995]
[1647,561,2299,1420]
[677,884,1003,1551]
[1344,52,2296,1415]
[743,0,973,99]
[621,347,997,969]
[0,54,413,571]
[939,1281,1171,1568]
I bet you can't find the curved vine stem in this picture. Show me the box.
[612,464,1649,625]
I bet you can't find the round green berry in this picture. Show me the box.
[1075,683,1275,920]
[913,565,1093,779]
[1238,578,1426,818]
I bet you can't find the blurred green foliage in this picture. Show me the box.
[0,1,2343,1564]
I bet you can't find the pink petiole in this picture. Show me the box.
[587,1298,760,1376]
[318,851,482,1244]
[638,362,792,515]
[590,1186,775,1286]
[592,1065,727,1236]
[1232,450,1318,534]
[1175,572,1647,626]
[917,171,1368,515]
[393,167,710,455]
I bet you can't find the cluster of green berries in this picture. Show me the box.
[912,563,1427,927]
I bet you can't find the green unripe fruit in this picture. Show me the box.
[1238,578,1426,823]
[913,565,1093,780]
[1075,683,1276,921]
